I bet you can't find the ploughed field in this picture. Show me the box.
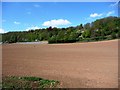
[2,40,118,88]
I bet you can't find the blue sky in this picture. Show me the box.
[1,2,118,33]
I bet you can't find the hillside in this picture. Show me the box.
[2,16,120,44]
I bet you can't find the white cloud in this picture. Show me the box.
[106,11,115,16]
[25,26,40,31]
[0,28,5,33]
[14,21,21,25]
[34,4,40,8]
[90,13,103,18]
[110,2,118,7]
[42,19,71,27]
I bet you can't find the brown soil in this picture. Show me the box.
[2,40,118,88]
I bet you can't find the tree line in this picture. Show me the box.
[2,16,120,44]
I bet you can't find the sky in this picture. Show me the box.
[1,2,118,33]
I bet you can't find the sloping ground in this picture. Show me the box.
[2,40,118,88]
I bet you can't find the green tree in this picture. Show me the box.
[111,32,116,39]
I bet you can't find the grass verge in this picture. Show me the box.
[2,76,60,89]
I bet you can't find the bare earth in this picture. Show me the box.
[2,40,118,88]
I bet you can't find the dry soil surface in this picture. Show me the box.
[2,40,118,88]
